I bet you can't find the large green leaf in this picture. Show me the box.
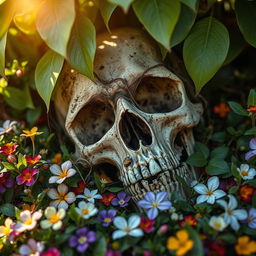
[36,0,75,57]
[100,0,117,31]
[133,0,180,49]
[0,33,7,76]
[235,0,256,48]
[183,17,229,92]
[67,17,96,81]
[35,49,64,110]
[180,0,197,11]
[171,3,196,47]
[0,0,15,39]
[108,0,133,12]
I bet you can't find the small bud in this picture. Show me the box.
[157,224,169,235]
[42,163,49,170]
[7,154,16,163]
[24,189,31,194]
[171,212,179,221]
[16,69,23,77]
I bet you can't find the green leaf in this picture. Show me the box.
[4,85,34,110]
[171,3,196,47]
[133,0,180,49]
[0,203,15,217]
[228,101,249,116]
[36,0,75,57]
[180,0,197,11]
[35,49,64,111]
[109,0,133,12]
[26,107,42,126]
[0,0,15,39]
[206,158,229,175]
[210,146,229,159]
[186,225,204,256]
[0,32,7,76]
[235,0,256,48]
[244,127,256,135]
[2,162,16,171]
[107,187,123,192]
[186,152,207,167]
[194,142,209,159]
[100,0,117,31]
[67,17,96,81]
[93,236,107,256]
[183,17,229,92]
[247,89,256,106]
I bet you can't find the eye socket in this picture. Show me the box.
[133,77,182,113]
[71,100,115,146]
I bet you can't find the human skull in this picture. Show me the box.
[54,28,203,201]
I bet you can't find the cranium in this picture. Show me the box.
[54,28,203,201]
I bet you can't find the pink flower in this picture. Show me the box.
[16,167,39,186]
[0,143,18,155]
[15,210,42,232]
[41,248,61,256]
[25,155,42,165]
[0,172,14,193]
[19,238,44,256]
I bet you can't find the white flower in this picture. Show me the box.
[19,238,44,256]
[209,216,227,231]
[75,201,98,219]
[47,184,76,210]
[76,188,102,203]
[217,195,248,231]
[237,164,256,180]
[194,176,226,204]
[49,160,76,184]
[15,210,42,232]
[40,206,66,230]
[112,215,143,240]
[0,120,16,135]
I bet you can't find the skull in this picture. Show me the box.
[54,28,203,201]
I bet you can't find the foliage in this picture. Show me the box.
[0,0,255,108]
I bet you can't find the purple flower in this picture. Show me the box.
[245,138,256,160]
[0,172,14,193]
[137,192,172,220]
[219,177,237,192]
[111,191,131,207]
[105,250,122,256]
[69,227,96,253]
[97,209,117,227]
[245,208,256,229]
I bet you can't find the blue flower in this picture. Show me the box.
[137,191,172,220]
[245,138,256,160]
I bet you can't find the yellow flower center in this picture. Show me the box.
[227,208,233,215]
[78,236,87,244]
[206,190,213,196]
[82,208,89,215]
[152,202,158,207]
[49,214,60,224]
[24,218,33,226]
[104,218,111,223]
[214,222,222,229]
[3,227,11,235]
[241,170,248,176]
[124,228,131,233]
[59,169,68,178]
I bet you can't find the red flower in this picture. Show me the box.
[213,103,231,118]
[238,184,255,202]
[139,216,155,233]
[0,143,18,156]
[205,241,226,256]
[72,181,87,195]
[16,168,38,186]
[98,193,115,206]
[25,155,42,165]
[247,106,256,113]
[179,215,198,227]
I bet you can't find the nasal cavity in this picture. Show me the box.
[119,111,152,150]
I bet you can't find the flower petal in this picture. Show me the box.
[137,200,152,209]
[49,176,60,184]
[65,192,76,203]
[19,245,31,255]
[217,199,228,210]
[112,230,127,240]
[194,184,208,194]
[40,220,52,229]
[50,164,61,175]
[57,184,68,195]
[128,215,140,229]
[58,201,68,210]
[230,215,240,231]
[113,216,127,229]
[206,195,215,204]
[245,150,256,160]
[228,195,237,210]
[196,195,208,204]
[67,168,76,177]
[213,189,226,199]
[207,176,219,191]
[47,189,59,199]
[128,228,143,237]
[147,207,158,220]
[158,201,172,210]
[61,160,72,171]
[249,138,256,150]
[233,209,248,220]
[52,221,62,230]
[155,192,167,202]
[144,192,155,202]
[87,231,97,242]
[58,209,66,219]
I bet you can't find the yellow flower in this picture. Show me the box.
[0,218,14,238]
[167,229,194,256]
[21,127,43,138]
[235,236,256,255]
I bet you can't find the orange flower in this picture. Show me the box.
[247,106,256,113]
[238,184,255,202]
[72,181,87,195]
[167,229,194,256]
[25,155,41,165]
[179,216,198,227]
[21,203,36,212]
[235,236,256,255]
[214,103,231,118]
[98,193,115,206]
[0,143,18,155]
[51,153,62,164]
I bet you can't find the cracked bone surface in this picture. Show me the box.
[54,27,203,201]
